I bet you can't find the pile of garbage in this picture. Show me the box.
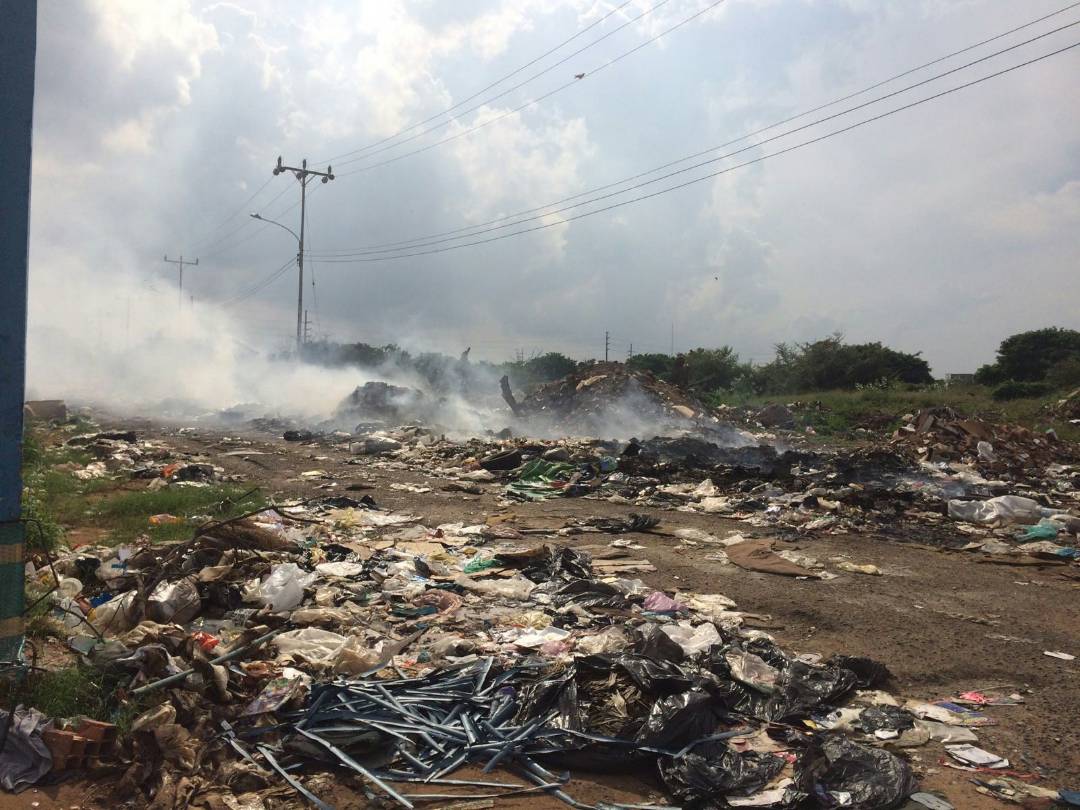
[892,407,1080,475]
[13,490,993,809]
[336,382,431,427]
[504,363,732,437]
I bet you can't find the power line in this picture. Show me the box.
[309,3,1080,257]
[221,257,297,308]
[335,0,729,177]
[201,181,328,261]
[303,39,1080,264]
[317,0,638,164]
[198,182,294,258]
[189,175,275,251]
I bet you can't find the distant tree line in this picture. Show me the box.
[974,327,1080,399]
[299,327,1080,401]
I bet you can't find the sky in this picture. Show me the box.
[26,0,1080,379]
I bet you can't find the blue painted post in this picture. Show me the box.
[0,0,37,659]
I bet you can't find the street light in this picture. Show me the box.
[250,212,300,244]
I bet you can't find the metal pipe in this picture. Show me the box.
[132,625,290,696]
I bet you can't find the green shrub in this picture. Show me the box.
[992,381,1052,401]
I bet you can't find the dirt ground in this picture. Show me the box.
[58,419,1080,808]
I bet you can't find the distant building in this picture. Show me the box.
[944,373,976,386]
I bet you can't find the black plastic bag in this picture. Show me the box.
[768,660,857,721]
[634,623,687,663]
[658,741,787,807]
[577,654,693,696]
[635,690,722,749]
[551,578,628,609]
[811,735,916,810]
[827,655,892,689]
[855,706,915,735]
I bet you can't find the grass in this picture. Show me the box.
[22,424,266,549]
[711,384,1080,442]
[88,484,265,544]
[14,662,151,730]
[22,664,108,721]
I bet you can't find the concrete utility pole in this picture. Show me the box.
[163,254,198,310]
[0,0,36,658]
[270,156,333,355]
[303,310,312,345]
[604,331,610,363]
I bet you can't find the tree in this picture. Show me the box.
[627,353,675,380]
[749,335,932,393]
[682,347,746,392]
[985,327,1080,382]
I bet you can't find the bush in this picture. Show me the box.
[751,335,932,394]
[991,327,1080,382]
[992,380,1053,401]
[1045,356,1080,390]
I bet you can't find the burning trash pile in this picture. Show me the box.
[11,496,994,809]
[500,363,751,440]
[329,412,1080,560]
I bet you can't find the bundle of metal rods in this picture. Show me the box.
[228,659,679,810]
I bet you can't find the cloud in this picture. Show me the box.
[25,0,1080,391]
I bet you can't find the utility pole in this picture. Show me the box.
[628,343,633,359]
[0,0,36,658]
[271,156,333,355]
[303,310,312,345]
[163,254,198,310]
[670,320,675,355]
[604,331,610,363]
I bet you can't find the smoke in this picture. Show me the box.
[26,262,758,447]
[25,260,500,431]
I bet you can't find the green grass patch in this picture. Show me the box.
[22,664,108,721]
[16,663,152,729]
[87,484,265,545]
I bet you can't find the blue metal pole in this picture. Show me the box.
[0,0,37,658]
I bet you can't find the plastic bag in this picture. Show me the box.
[661,623,721,657]
[1017,518,1060,541]
[90,591,138,634]
[814,735,917,809]
[274,628,347,664]
[725,649,781,694]
[947,495,1051,526]
[147,575,201,624]
[658,741,787,805]
[636,690,721,749]
[643,591,684,613]
[454,573,535,600]
[257,563,317,612]
[576,626,630,656]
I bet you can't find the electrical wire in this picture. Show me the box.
[305,39,1080,264]
[309,2,1080,256]
[199,182,294,258]
[334,0,728,176]
[317,0,638,163]
[189,175,275,251]
[221,257,297,308]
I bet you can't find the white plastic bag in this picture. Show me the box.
[147,575,201,624]
[948,495,1050,526]
[661,622,721,657]
[454,574,535,600]
[257,564,317,612]
[274,628,347,663]
[90,591,138,635]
